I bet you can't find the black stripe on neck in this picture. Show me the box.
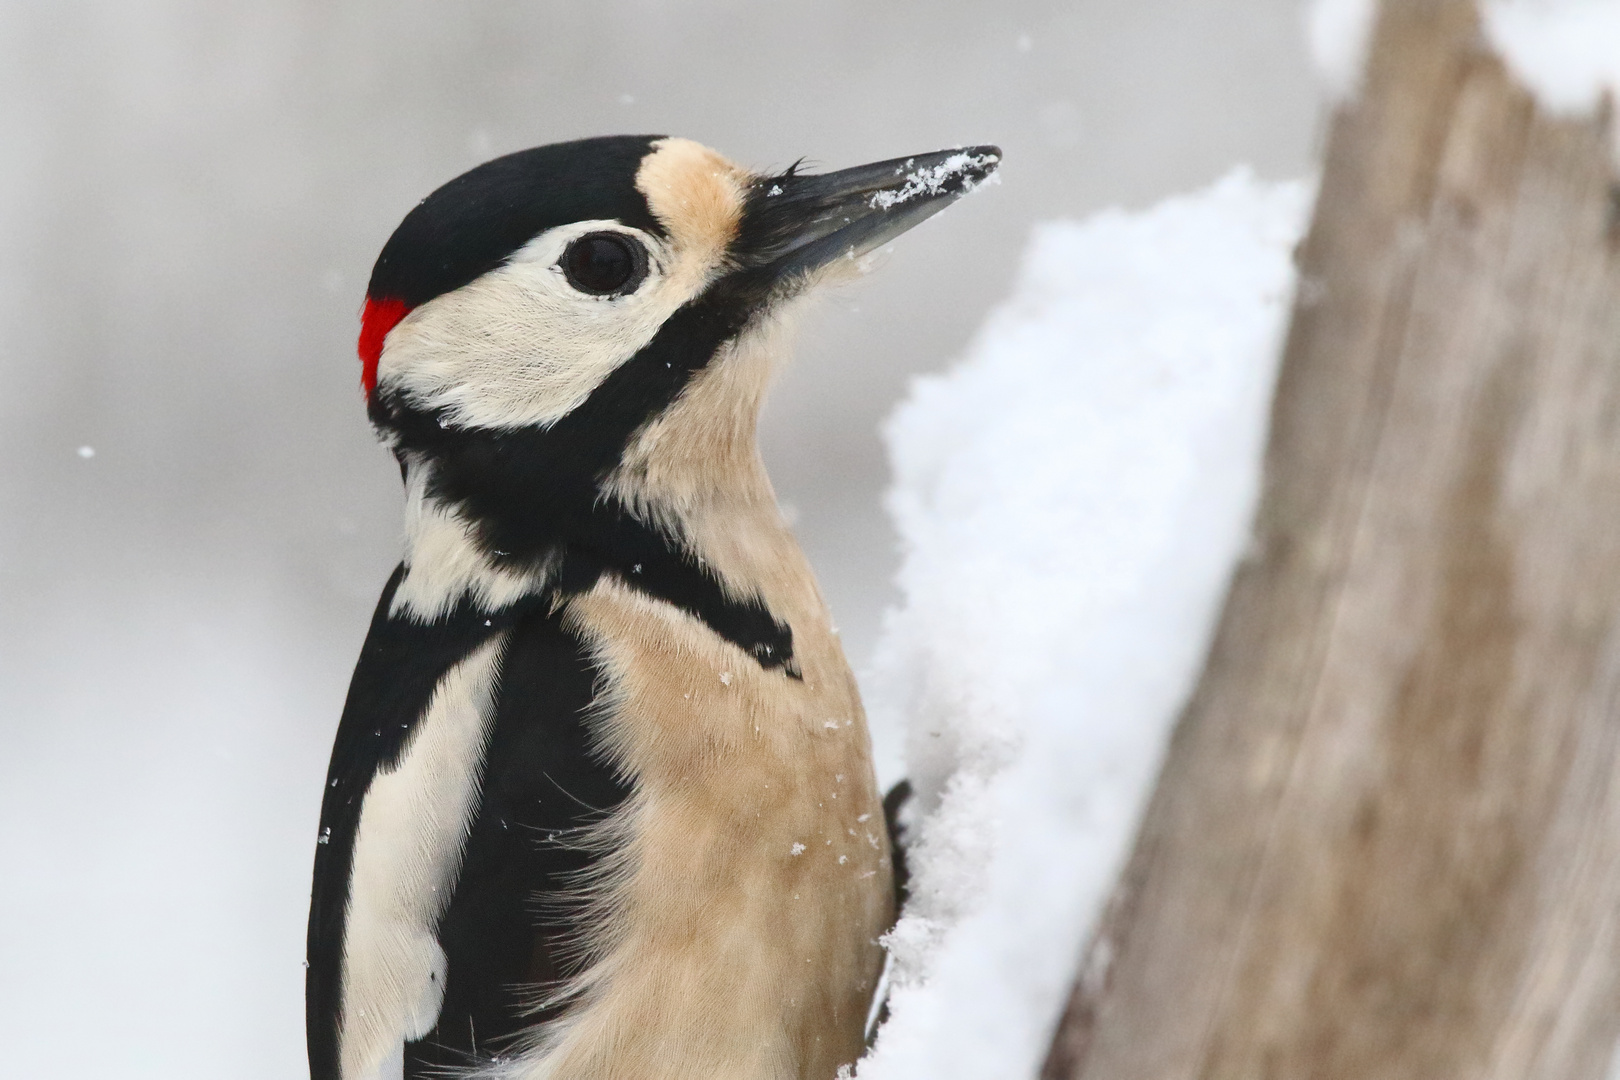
[373,293,797,674]
[554,501,797,674]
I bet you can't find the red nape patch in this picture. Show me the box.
[358,295,411,400]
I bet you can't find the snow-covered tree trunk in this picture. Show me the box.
[1042,2,1620,1077]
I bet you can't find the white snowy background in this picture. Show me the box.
[5,1,1606,1078]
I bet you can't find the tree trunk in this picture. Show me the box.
[1042,2,1620,1078]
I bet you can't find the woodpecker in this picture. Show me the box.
[307,135,999,1080]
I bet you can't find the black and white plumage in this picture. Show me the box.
[306,135,999,1080]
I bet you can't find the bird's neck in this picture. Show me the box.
[388,315,793,625]
[603,314,786,532]
[390,457,544,622]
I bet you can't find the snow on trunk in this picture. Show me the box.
[856,169,1313,1079]
[1484,0,1620,160]
[1307,0,1379,100]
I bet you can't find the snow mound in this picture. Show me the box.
[857,169,1313,1079]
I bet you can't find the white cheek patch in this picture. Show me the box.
[339,637,505,1080]
[377,221,713,432]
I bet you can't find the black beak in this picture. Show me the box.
[734,145,1001,285]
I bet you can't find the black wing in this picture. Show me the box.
[401,604,630,1076]
[305,566,531,1080]
[310,535,787,1076]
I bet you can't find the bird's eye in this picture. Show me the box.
[560,232,648,296]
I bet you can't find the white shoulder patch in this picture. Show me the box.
[339,636,505,1080]
[390,462,544,622]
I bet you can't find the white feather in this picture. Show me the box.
[390,458,545,623]
[340,637,506,1080]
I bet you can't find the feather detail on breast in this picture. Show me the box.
[505,563,891,1080]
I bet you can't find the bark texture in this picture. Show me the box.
[1042,2,1620,1078]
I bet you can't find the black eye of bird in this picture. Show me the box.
[560,232,648,296]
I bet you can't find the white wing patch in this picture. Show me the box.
[340,636,506,1080]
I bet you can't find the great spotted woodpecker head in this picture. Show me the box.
[357,135,998,603]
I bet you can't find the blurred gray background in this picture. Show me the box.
[0,2,1320,1075]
